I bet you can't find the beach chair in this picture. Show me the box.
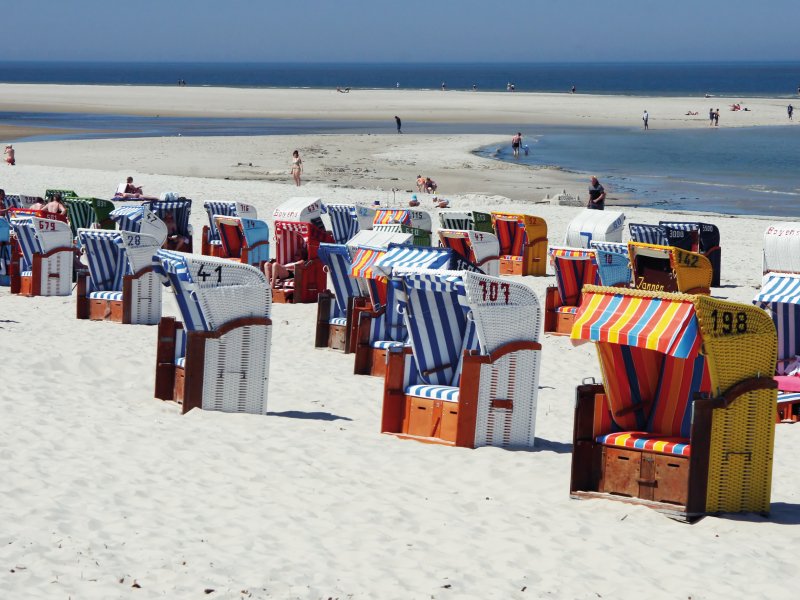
[64,197,116,237]
[153,252,272,414]
[753,272,800,421]
[382,269,541,448]
[569,285,778,521]
[544,246,600,335]
[76,229,163,325]
[659,221,721,287]
[9,216,74,296]
[144,197,193,253]
[315,243,364,351]
[372,208,432,247]
[0,219,11,286]
[45,189,78,201]
[7,207,69,224]
[214,216,270,268]
[628,223,670,247]
[762,222,800,275]
[109,204,169,246]
[564,209,625,248]
[353,245,452,377]
[590,241,631,288]
[270,197,334,304]
[491,212,548,276]
[322,203,376,244]
[438,210,494,234]
[438,229,500,276]
[201,201,257,256]
[628,242,712,295]
[5,195,43,210]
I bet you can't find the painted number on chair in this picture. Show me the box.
[710,309,747,334]
[676,251,699,268]
[479,280,510,304]
[145,212,159,223]
[197,264,223,284]
[37,221,56,231]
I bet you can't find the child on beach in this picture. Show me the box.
[4,145,15,166]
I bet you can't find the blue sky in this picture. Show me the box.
[5,0,798,63]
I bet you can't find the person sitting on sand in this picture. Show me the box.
[263,247,308,288]
[163,211,189,251]
[124,176,142,195]
[425,177,437,194]
[44,193,67,215]
[685,111,699,115]
[432,196,449,208]
[409,194,420,207]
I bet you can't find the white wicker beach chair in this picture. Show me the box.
[154,251,272,414]
[382,269,542,448]
[564,209,625,248]
[10,216,74,296]
[763,222,800,275]
[76,229,163,324]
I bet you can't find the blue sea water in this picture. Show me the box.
[1,61,800,96]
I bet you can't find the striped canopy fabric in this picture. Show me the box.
[10,218,40,270]
[323,204,360,244]
[374,209,412,227]
[318,243,361,319]
[754,273,800,363]
[571,288,702,359]
[629,223,669,246]
[372,245,452,280]
[147,199,192,237]
[439,211,475,231]
[110,204,146,232]
[64,198,96,236]
[494,216,526,257]
[591,241,632,288]
[78,230,128,292]
[548,246,600,307]
[203,201,237,244]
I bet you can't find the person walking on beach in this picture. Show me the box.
[395,115,402,133]
[291,150,302,187]
[788,105,794,121]
[587,176,606,210]
[4,145,14,166]
[642,110,649,130]
[714,109,720,126]
[709,108,715,126]
[511,132,522,158]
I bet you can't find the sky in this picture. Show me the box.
[4,0,798,63]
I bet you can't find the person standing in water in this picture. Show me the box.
[291,150,303,186]
[511,132,522,158]
[642,109,649,130]
[395,115,402,133]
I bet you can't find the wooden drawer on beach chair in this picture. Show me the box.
[404,395,460,443]
[544,285,579,335]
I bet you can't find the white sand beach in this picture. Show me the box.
[0,86,798,599]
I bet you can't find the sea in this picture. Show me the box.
[1,61,799,217]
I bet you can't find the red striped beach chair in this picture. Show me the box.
[570,285,778,521]
[382,269,542,448]
[544,246,599,335]
[490,212,548,276]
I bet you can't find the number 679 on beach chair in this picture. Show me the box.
[382,269,542,448]
[154,251,272,414]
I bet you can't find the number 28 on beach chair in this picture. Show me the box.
[491,212,548,276]
[154,252,272,414]
[9,217,75,297]
[109,204,169,246]
[569,285,778,521]
[76,229,163,325]
[544,246,599,335]
[628,242,712,295]
[382,269,541,448]
[201,201,257,257]
[437,229,500,276]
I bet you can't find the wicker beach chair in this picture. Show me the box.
[438,210,494,234]
[154,251,272,414]
[109,204,169,246]
[322,203,376,244]
[762,222,800,275]
[201,201,257,256]
[659,221,721,287]
[372,208,432,247]
[145,197,194,253]
[9,216,74,296]
[5,195,44,210]
[315,243,364,351]
[0,219,11,286]
[569,285,777,521]
[7,207,69,224]
[590,241,631,288]
[353,245,452,376]
[76,229,163,325]
[438,229,500,276]
[628,242,712,295]
[544,246,600,335]
[213,215,270,268]
[564,209,625,248]
[491,212,548,276]
[270,197,334,304]
[45,189,78,201]
[753,272,800,421]
[382,269,541,448]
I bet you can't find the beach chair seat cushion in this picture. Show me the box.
[371,340,406,349]
[406,384,460,403]
[501,255,523,262]
[175,357,186,369]
[329,317,348,327]
[597,432,691,457]
[21,270,32,277]
[554,305,579,314]
[88,291,124,301]
[778,391,800,405]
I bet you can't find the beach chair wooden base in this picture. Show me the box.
[543,286,577,335]
[500,257,524,276]
[776,393,800,423]
[155,316,272,415]
[76,268,161,325]
[315,292,364,352]
[271,287,294,304]
[200,226,227,258]
[12,249,74,297]
[570,381,776,521]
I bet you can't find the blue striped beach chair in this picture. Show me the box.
[9,216,74,296]
[353,245,452,377]
[382,269,542,448]
[201,201,257,256]
[0,218,11,286]
[214,215,270,267]
[315,243,364,351]
[146,197,193,253]
[153,251,272,414]
[564,209,625,248]
[628,223,669,246]
[322,203,362,244]
[110,204,169,246]
[76,229,163,324]
[590,241,631,287]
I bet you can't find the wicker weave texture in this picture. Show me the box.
[130,272,163,325]
[693,296,777,514]
[202,324,271,414]
[40,252,73,296]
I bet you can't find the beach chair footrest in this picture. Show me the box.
[599,446,689,507]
